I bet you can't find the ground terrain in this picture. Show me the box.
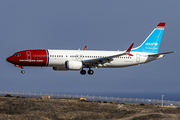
[0,96,180,120]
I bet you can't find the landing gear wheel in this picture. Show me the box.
[21,70,25,74]
[80,70,86,75]
[88,70,94,75]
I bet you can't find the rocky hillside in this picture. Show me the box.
[0,96,180,120]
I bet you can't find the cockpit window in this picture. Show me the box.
[13,54,21,56]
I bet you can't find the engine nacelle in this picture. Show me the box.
[65,61,83,70]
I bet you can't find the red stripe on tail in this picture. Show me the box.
[157,22,166,27]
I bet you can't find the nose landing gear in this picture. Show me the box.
[21,70,25,74]
[15,65,25,74]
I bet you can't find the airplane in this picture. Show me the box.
[6,22,174,75]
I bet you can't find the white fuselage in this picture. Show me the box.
[47,49,164,68]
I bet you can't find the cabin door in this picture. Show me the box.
[26,51,31,60]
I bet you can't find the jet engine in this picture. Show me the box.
[65,61,83,70]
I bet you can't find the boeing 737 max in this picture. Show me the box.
[6,22,174,75]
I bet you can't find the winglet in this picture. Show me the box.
[126,43,134,52]
[126,43,134,56]
[83,46,87,50]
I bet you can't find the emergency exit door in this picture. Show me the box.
[136,54,140,62]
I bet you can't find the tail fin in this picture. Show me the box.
[131,22,166,53]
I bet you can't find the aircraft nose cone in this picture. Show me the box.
[6,56,13,63]
[6,57,10,62]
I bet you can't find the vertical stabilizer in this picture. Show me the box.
[131,22,165,53]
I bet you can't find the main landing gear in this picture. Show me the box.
[80,68,94,75]
[80,69,86,75]
[88,69,94,75]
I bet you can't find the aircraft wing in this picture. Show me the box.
[83,43,134,65]
[148,51,175,56]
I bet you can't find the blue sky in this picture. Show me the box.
[1,0,179,93]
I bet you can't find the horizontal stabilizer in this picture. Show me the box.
[148,51,175,56]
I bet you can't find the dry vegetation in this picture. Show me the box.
[0,95,180,120]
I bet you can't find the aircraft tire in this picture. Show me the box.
[21,70,25,74]
[88,70,94,75]
[80,70,86,75]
